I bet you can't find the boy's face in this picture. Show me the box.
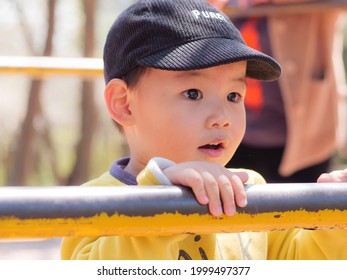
[124,62,247,174]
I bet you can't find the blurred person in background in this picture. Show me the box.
[210,0,347,182]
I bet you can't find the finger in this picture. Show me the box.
[224,171,247,207]
[229,170,249,183]
[329,169,347,182]
[201,171,223,217]
[182,168,209,205]
[317,170,347,183]
[217,174,236,216]
[230,174,247,208]
[317,173,331,183]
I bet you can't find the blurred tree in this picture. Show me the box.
[7,0,99,186]
[7,0,57,186]
[66,0,98,185]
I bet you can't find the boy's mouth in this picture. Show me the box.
[198,140,226,158]
[199,142,224,150]
[198,141,225,158]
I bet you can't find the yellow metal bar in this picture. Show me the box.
[0,183,346,238]
[0,56,103,77]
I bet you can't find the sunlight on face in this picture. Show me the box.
[125,62,247,175]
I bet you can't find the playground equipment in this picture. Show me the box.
[0,183,346,238]
[0,56,103,77]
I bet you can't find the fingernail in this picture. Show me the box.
[239,198,247,207]
[214,206,223,216]
[226,207,235,216]
[200,195,209,204]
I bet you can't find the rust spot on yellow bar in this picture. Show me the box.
[1,209,347,239]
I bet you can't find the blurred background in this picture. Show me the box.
[0,0,347,259]
[0,0,136,188]
[0,0,136,260]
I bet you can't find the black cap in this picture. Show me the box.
[103,0,281,83]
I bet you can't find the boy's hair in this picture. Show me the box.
[122,66,147,89]
[103,0,281,85]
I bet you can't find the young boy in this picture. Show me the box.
[61,0,347,259]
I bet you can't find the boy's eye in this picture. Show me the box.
[227,92,241,103]
[183,89,202,100]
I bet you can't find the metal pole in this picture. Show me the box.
[0,183,346,238]
[0,56,103,77]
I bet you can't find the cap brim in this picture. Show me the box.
[138,38,281,81]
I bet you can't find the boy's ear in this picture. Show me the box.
[104,79,134,126]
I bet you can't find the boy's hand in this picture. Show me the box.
[163,162,249,217]
[317,168,347,183]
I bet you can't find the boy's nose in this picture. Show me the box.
[208,116,231,128]
[206,106,231,128]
